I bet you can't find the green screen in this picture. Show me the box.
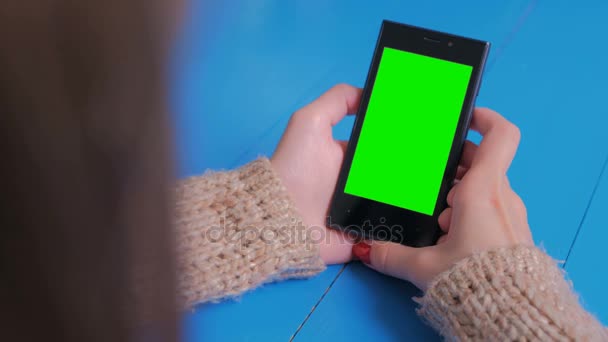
[344,47,473,216]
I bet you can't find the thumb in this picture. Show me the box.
[299,84,362,126]
[353,241,427,289]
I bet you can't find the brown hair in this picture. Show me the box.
[0,1,178,341]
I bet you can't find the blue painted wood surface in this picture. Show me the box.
[564,158,608,325]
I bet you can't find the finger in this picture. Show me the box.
[437,234,448,245]
[337,140,348,154]
[470,108,521,174]
[447,183,458,207]
[438,207,452,232]
[454,140,477,180]
[460,140,478,169]
[455,166,468,180]
[300,84,362,126]
[367,241,428,287]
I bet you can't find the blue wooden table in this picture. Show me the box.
[171,1,608,340]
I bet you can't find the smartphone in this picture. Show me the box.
[328,20,490,247]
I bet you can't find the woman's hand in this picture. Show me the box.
[353,108,534,290]
[271,84,361,265]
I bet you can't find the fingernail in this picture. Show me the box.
[352,242,371,265]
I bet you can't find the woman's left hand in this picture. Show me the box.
[271,84,361,264]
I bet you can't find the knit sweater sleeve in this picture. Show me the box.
[417,245,608,341]
[173,158,326,308]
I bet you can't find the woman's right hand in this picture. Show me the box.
[353,108,534,291]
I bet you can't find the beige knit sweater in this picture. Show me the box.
[174,158,607,341]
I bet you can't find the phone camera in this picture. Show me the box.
[448,41,454,47]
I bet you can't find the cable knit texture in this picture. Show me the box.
[417,245,608,341]
[173,158,325,308]
[171,158,607,340]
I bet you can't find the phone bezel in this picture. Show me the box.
[327,20,490,247]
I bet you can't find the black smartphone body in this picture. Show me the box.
[328,20,490,247]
